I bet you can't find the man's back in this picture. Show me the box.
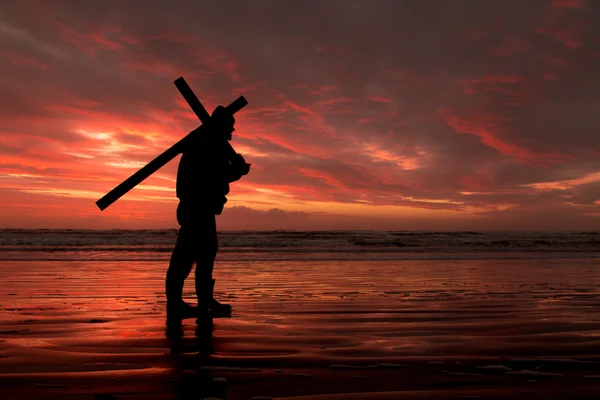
[176,126,241,215]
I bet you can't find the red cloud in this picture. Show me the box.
[120,54,196,79]
[296,167,347,191]
[458,75,526,99]
[148,31,200,43]
[458,170,496,190]
[0,49,48,69]
[192,51,243,82]
[438,109,571,167]
[54,22,137,56]
[554,29,581,49]
[367,96,394,104]
[543,71,560,81]
[469,75,526,84]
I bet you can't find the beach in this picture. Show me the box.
[2,254,600,399]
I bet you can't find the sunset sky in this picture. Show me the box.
[1,0,600,230]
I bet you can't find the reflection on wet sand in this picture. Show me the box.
[1,259,600,399]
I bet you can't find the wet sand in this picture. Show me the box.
[2,259,600,399]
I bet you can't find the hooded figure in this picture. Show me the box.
[166,105,250,322]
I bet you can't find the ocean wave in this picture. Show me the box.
[1,245,600,253]
[1,251,600,262]
[1,229,600,261]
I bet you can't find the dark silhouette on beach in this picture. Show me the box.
[166,105,250,325]
[94,76,249,329]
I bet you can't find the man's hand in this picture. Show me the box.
[234,154,251,176]
[239,162,251,175]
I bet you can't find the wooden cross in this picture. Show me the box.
[95,77,248,211]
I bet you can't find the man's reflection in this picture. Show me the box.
[167,313,230,400]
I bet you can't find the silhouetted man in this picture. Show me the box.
[166,105,250,321]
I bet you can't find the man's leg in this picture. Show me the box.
[194,213,218,309]
[166,225,195,307]
[194,213,231,313]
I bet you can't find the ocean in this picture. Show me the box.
[1,229,600,261]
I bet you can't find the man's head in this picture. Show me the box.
[210,105,235,141]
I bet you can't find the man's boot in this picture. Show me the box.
[167,301,197,319]
[166,278,198,323]
[209,279,232,313]
[195,276,213,314]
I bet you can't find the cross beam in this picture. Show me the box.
[95,77,248,211]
